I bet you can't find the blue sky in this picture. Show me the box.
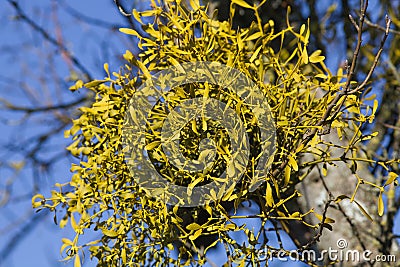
[0,1,130,266]
[0,0,398,267]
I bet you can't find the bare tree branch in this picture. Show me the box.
[0,96,89,113]
[60,0,125,30]
[7,0,93,80]
[0,211,48,263]
[365,17,400,35]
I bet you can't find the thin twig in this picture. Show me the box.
[382,123,400,131]
[0,211,49,262]
[365,17,400,35]
[7,0,93,80]
[272,1,374,179]
[300,199,334,251]
[113,0,137,30]
[114,0,132,16]
[0,96,89,113]
[343,0,368,92]
[348,15,391,94]
[60,0,124,30]
[348,14,359,31]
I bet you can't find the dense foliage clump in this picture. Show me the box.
[33,0,398,266]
